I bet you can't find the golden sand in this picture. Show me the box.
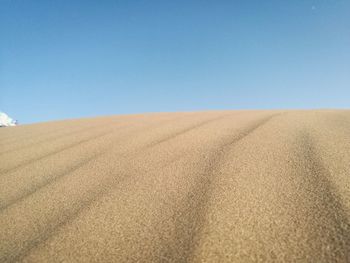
[1,110,350,262]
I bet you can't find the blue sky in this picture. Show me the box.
[1,0,349,124]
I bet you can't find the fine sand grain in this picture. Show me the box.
[1,110,350,262]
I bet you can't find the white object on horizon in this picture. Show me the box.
[0,112,18,127]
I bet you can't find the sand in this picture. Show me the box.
[1,110,350,262]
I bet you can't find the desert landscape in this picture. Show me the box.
[1,110,350,262]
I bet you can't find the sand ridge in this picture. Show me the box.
[1,110,350,262]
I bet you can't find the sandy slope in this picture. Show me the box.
[1,110,350,262]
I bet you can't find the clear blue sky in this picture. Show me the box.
[1,0,349,124]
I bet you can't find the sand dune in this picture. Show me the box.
[1,110,350,262]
